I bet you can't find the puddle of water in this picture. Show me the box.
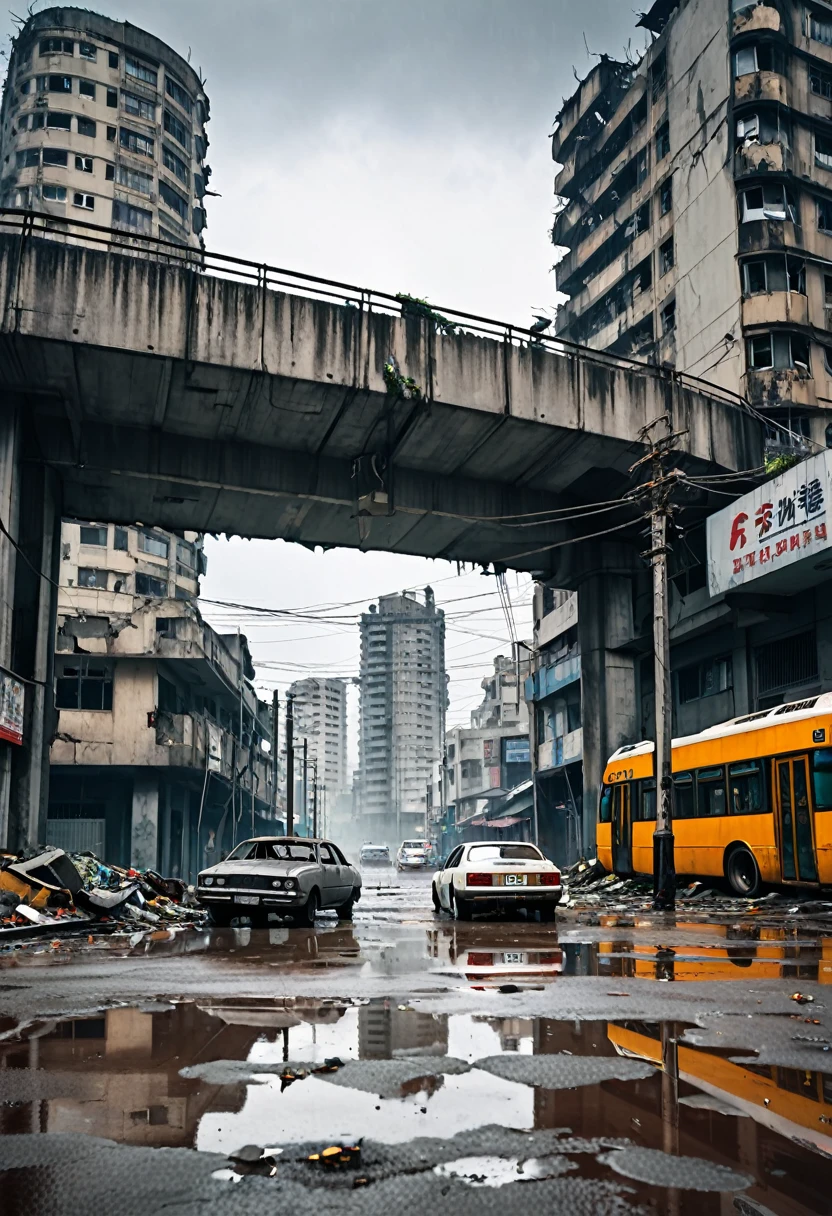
[2,999,832,1212]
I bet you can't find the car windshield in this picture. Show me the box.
[402,842,427,850]
[467,844,543,862]
[225,840,317,862]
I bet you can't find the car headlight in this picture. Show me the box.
[284,878,296,891]
[202,875,214,886]
[215,877,225,887]
[272,879,283,889]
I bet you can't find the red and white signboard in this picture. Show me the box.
[706,450,831,597]
[0,670,24,746]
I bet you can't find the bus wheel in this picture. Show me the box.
[726,847,762,897]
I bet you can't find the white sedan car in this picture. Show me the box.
[432,841,562,921]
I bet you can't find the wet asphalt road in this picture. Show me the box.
[1,868,832,1214]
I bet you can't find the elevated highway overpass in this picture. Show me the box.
[0,211,764,851]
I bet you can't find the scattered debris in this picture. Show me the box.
[308,1144,362,1170]
[0,845,205,943]
[791,993,814,1005]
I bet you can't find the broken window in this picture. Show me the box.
[825,347,832,375]
[108,51,119,69]
[817,133,832,171]
[138,530,169,559]
[651,50,667,104]
[123,91,155,121]
[160,179,189,222]
[743,260,767,294]
[112,200,152,235]
[659,236,674,275]
[106,87,117,107]
[165,75,192,114]
[76,116,96,138]
[105,163,115,180]
[787,256,806,294]
[163,108,191,152]
[636,145,650,184]
[812,14,832,46]
[635,256,652,293]
[48,74,71,92]
[56,661,113,711]
[635,200,650,235]
[661,298,676,334]
[135,572,168,597]
[73,192,94,210]
[77,567,107,588]
[747,332,812,373]
[820,200,832,232]
[39,38,74,55]
[811,66,832,98]
[79,79,95,98]
[106,125,116,142]
[655,120,670,160]
[162,144,189,186]
[46,112,72,130]
[31,112,45,130]
[79,525,107,546]
[660,176,672,215]
[735,46,757,77]
[114,527,129,551]
[119,126,154,158]
[740,184,797,223]
[15,148,39,168]
[736,113,759,144]
[125,55,158,87]
[42,184,66,202]
[75,155,93,173]
[115,163,152,194]
[42,148,68,166]
[79,41,97,61]
[156,617,178,638]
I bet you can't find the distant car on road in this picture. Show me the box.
[396,840,432,871]
[197,836,361,927]
[432,841,562,921]
[359,843,392,868]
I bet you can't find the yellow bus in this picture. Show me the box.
[597,694,832,894]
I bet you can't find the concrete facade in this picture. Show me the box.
[553,0,832,453]
[0,8,209,247]
[357,589,446,845]
[288,676,348,826]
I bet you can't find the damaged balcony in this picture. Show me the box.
[732,3,784,39]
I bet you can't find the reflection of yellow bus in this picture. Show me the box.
[597,695,832,894]
[608,1022,832,1153]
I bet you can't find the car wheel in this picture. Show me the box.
[207,906,232,927]
[726,847,762,897]
[432,883,442,914]
[336,891,358,920]
[455,895,473,921]
[296,888,320,927]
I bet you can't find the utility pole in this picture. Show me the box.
[286,692,294,837]
[271,691,279,819]
[312,763,318,837]
[302,737,308,836]
[632,416,685,912]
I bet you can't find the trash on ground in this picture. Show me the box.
[1,845,205,943]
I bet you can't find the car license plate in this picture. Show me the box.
[504,874,527,886]
[503,952,527,965]
[236,895,260,905]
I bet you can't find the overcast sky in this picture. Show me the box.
[5,1,648,762]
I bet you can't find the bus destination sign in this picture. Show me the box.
[706,449,832,597]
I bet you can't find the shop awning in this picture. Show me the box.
[487,816,523,829]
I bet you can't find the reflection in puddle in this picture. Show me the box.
[1,998,831,1211]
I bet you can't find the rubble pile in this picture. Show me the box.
[0,846,204,941]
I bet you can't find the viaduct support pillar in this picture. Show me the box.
[0,399,61,851]
[577,569,637,857]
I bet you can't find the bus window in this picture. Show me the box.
[728,761,763,814]
[599,785,613,823]
[812,748,832,810]
[673,772,694,819]
[697,766,727,817]
[640,781,657,821]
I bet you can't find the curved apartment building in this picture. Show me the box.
[0,7,209,247]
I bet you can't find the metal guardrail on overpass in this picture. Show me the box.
[0,206,755,418]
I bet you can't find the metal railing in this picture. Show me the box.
[0,206,755,415]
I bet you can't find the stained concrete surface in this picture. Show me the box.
[1,870,832,1213]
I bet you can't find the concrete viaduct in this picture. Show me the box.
[0,216,764,853]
